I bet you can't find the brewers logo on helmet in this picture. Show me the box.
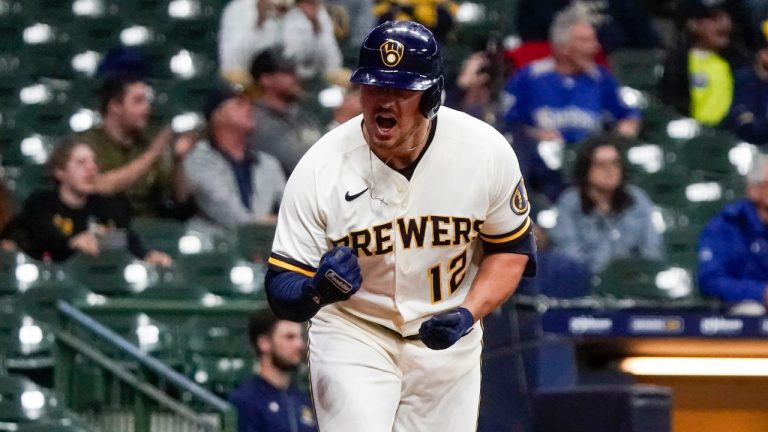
[351,20,444,119]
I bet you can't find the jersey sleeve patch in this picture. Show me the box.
[267,253,317,277]
[510,178,529,216]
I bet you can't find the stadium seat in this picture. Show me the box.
[64,250,145,296]
[5,164,49,204]
[131,217,187,256]
[672,131,739,176]
[0,374,71,425]
[0,308,55,370]
[182,313,253,358]
[178,251,265,298]
[609,49,665,93]
[235,223,276,263]
[592,258,693,301]
[189,354,253,398]
[16,421,94,432]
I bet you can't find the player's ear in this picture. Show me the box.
[256,334,272,355]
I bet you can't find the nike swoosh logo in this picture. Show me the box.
[345,188,368,201]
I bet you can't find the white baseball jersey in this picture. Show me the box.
[268,106,533,336]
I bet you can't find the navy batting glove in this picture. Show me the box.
[419,307,475,350]
[308,246,362,305]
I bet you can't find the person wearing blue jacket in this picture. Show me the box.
[698,154,768,303]
[229,312,317,432]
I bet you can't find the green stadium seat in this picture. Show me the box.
[671,131,739,176]
[182,314,252,357]
[0,249,25,296]
[15,102,75,136]
[189,354,252,397]
[663,225,700,271]
[178,252,265,298]
[18,280,94,325]
[0,374,70,425]
[64,250,144,296]
[235,223,276,263]
[592,258,694,300]
[16,420,95,432]
[608,49,665,92]
[0,308,55,370]
[65,16,124,51]
[131,217,187,256]
[5,165,50,204]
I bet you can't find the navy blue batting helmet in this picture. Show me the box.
[350,20,444,119]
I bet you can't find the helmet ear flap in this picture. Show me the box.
[419,75,444,119]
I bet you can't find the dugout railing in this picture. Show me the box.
[53,299,268,432]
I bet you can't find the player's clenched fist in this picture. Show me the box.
[419,307,475,350]
[308,246,362,305]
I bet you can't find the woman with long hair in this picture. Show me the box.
[550,134,663,273]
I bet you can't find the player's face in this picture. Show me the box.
[360,85,428,153]
[114,82,151,133]
[565,22,599,71]
[55,144,99,196]
[216,96,255,132]
[268,321,306,371]
[587,145,622,194]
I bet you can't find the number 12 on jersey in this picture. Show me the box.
[427,249,468,303]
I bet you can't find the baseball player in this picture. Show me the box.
[265,20,536,432]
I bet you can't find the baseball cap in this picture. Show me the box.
[249,48,297,81]
[203,80,245,121]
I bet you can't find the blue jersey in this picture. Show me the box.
[229,376,317,432]
[503,58,639,144]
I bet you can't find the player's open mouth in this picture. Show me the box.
[375,114,397,130]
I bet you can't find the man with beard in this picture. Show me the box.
[229,311,317,432]
[248,49,323,178]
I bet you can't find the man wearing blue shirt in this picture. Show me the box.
[229,312,317,432]
[698,154,768,304]
[503,7,640,145]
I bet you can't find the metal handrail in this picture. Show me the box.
[56,300,231,412]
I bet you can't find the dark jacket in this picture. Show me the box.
[729,64,768,144]
[229,375,317,432]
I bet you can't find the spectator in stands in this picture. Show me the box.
[698,153,768,303]
[550,134,662,274]
[78,73,195,218]
[512,0,660,70]
[249,49,323,177]
[729,21,768,145]
[7,137,171,265]
[503,6,641,145]
[326,84,362,131]
[661,0,748,126]
[373,0,457,43]
[326,0,375,48]
[503,6,640,203]
[218,0,285,76]
[184,80,285,239]
[219,0,343,82]
[230,311,317,432]
[282,0,345,81]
